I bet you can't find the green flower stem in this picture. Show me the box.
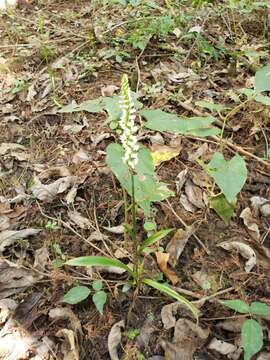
[131,173,139,279]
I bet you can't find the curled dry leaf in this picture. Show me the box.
[108,320,125,360]
[251,196,270,217]
[39,166,71,180]
[185,180,205,209]
[0,228,41,253]
[208,338,237,355]
[176,169,188,193]
[31,176,77,202]
[0,143,26,156]
[103,224,125,234]
[240,207,260,241]
[218,241,256,272]
[0,299,17,324]
[88,230,109,242]
[257,352,270,360]
[166,227,194,267]
[162,318,209,360]
[72,148,90,164]
[49,307,82,334]
[68,211,92,229]
[91,132,111,147]
[161,302,180,330]
[101,85,118,97]
[0,259,42,298]
[188,143,209,162]
[34,246,49,271]
[56,329,79,360]
[179,194,197,213]
[155,252,179,285]
[0,215,10,231]
[216,318,245,333]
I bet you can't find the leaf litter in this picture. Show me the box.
[1,1,270,359]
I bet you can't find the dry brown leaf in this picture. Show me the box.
[208,338,237,355]
[185,180,205,209]
[103,224,125,234]
[91,132,111,147]
[56,329,79,360]
[176,169,188,193]
[179,194,197,213]
[68,211,92,229]
[188,143,209,162]
[136,318,155,350]
[39,166,71,180]
[101,85,118,97]
[218,241,256,272]
[240,207,260,240]
[161,302,179,330]
[162,318,209,360]
[108,320,125,360]
[257,352,270,360]
[31,176,77,202]
[72,148,90,164]
[0,215,10,231]
[0,299,17,324]
[166,227,194,267]
[0,228,41,253]
[0,259,41,298]
[49,307,82,334]
[155,252,179,285]
[34,246,49,271]
[88,230,109,242]
[0,143,26,156]
[150,143,181,167]
[216,318,245,332]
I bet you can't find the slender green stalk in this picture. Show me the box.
[131,173,139,279]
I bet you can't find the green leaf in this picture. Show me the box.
[143,221,156,232]
[141,109,219,137]
[210,194,235,224]
[255,64,270,93]
[65,256,135,277]
[59,98,104,113]
[127,328,140,340]
[208,152,247,203]
[143,278,198,319]
[220,299,250,313]
[250,302,270,316]
[63,286,90,304]
[254,93,270,106]
[242,319,263,360]
[92,290,107,315]
[106,143,173,215]
[140,229,173,252]
[195,100,227,112]
[92,280,103,291]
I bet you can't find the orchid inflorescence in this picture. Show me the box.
[119,74,139,170]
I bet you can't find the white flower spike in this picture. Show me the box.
[119,74,139,170]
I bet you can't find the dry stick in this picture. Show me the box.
[194,286,235,305]
[163,200,210,255]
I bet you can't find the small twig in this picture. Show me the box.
[194,286,235,305]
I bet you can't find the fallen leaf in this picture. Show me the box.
[101,85,118,97]
[188,143,209,162]
[185,180,205,209]
[191,270,212,290]
[257,352,270,360]
[39,166,71,180]
[136,318,155,350]
[218,241,256,272]
[31,176,77,202]
[34,246,49,271]
[88,230,109,242]
[0,259,41,298]
[216,318,245,332]
[240,207,260,240]
[0,299,17,324]
[161,302,180,330]
[166,227,194,266]
[91,132,111,147]
[0,228,41,253]
[72,148,90,164]
[162,318,209,360]
[155,252,179,285]
[179,194,197,213]
[56,329,79,360]
[208,338,237,355]
[0,215,10,231]
[68,211,92,229]
[0,143,26,156]
[49,307,82,334]
[108,320,125,360]
[103,224,125,234]
[176,169,188,193]
[13,292,43,328]
[150,143,181,167]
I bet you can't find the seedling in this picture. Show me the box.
[221,299,270,360]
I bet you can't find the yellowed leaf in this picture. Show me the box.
[155,252,179,285]
[150,144,181,167]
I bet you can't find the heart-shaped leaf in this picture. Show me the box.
[208,152,247,203]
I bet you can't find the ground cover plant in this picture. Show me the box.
[0,0,270,359]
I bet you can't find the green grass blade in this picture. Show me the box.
[143,278,198,319]
[140,229,173,252]
[66,256,135,277]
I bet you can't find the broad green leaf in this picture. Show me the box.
[242,319,263,360]
[220,299,250,313]
[59,98,104,113]
[254,93,270,106]
[140,229,173,252]
[102,96,121,121]
[143,278,198,319]
[195,100,227,112]
[250,302,270,316]
[210,194,235,224]
[141,109,219,137]
[255,64,270,93]
[208,152,247,203]
[63,286,90,304]
[92,290,107,315]
[92,280,103,291]
[187,127,220,137]
[239,88,255,99]
[66,256,135,276]
[143,221,156,232]
[106,143,173,215]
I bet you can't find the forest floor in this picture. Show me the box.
[0,1,270,359]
